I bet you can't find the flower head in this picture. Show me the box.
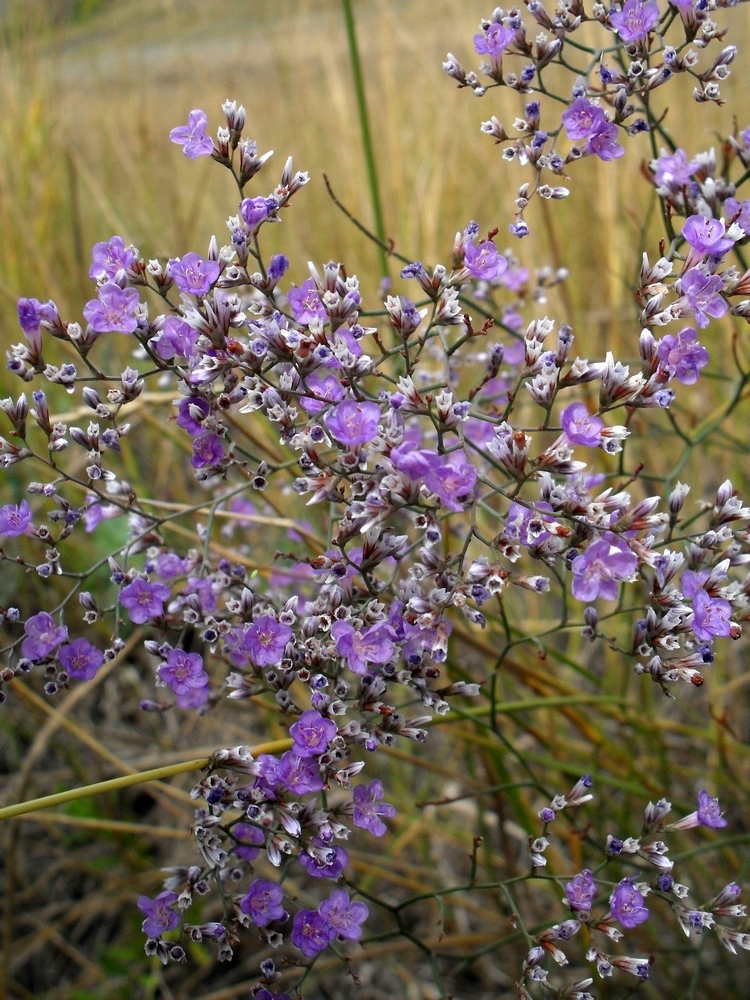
[169,252,220,297]
[58,638,104,680]
[565,869,597,912]
[239,879,287,927]
[561,402,604,447]
[290,709,337,758]
[610,0,660,41]
[352,779,397,836]
[0,500,33,537]
[318,889,369,940]
[119,578,171,625]
[169,109,214,159]
[83,282,140,334]
[571,535,638,602]
[89,237,137,282]
[22,612,68,660]
[138,891,180,938]
[463,240,508,281]
[325,400,381,448]
[610,880,649,928]
[656,327,709,385]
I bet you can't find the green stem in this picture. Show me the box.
[0,738,293,821]
[341,0,389,278]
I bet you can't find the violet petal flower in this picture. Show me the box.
[692,588,733,641]
[0,500,32,537]
[561,402,604,446]
[656,327,709,385]
[21,612,68,660]
[290,909,335,957]
[83,282,140,334]
[239,879,288,927]
[157,649,208,696]
[565,869,597,912]
[119,578,171,624]
[89,236,137,281]
[352,779,396,836]
[318,889,369,940]
[169,109,214,159]
[610,880,649,928]
[169,252,220,297]
[571,534,638,602]
[610,0,660,41]
[696,790,728,828]
[561,98,607,140]
[58,638,104,680]
[463,240,508,281]
[298,837,348,878]
[138,890,180,937]
[325,400,381,447]
[290,709,337,758]
[287,278,326,325]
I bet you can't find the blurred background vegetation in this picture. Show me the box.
[1,1,750,998]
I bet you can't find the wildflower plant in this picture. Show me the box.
[2,0,750,996]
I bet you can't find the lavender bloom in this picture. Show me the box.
[610,0,660,41]
[692,588,733,641]
[682,216,736,258]
[240,195,271,230]
[169,109,214,158]
[242,614,292,667]
[278,750,325,794]
[298,837,349,879]
[679,269,727,328]
[158,649,209,697]
[287,278,326,325]
[724,197,750,232]
[21,612,68,660]
[463,240,508,280]
[561,98,607,140]
[585,122,624,162]
[610,880,649,928]
[176,396,210,435]
[697,790,728,828]
[89,236,137,281]
[352,779,396,836]
[138,890,180,937]
[119,578,171,624]
[318,889,369,940]
[83,282,140,334]
[232,823,264,861]
[473,22,515,56]
[651,148,698,192]
[154,317,199,360]
[571,535,638,602]
[299,372,344,413]
[191,433,225,469]
[331,620,396,675]
[656,327,709,384]
[290,709,337,758]
[0,500,32,537]
[561,402,603,446]
[565,869,597,912]
[325,400,381,447]
[169,253,220,297]
[239,879,288,927]
[58,638,104,680]
[17,297,56,347]
[422,451,477,512]
[290,909,335,957]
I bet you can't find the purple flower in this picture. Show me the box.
[89,236,137,281]
[325,400,381,447]
[0,500,32,537]
[169,109,214,159]
[290,909,335,957]
[157,649,208,696]
[724,197,750,232]
[245,614,292,667]
[153,317,199,360]
[138,890,180,937]
[352,779,396,836]
[191,432,225,469]
[565,869,597,912]
[561,402,604,447]
[463,240,508,281]
[652,148,698,192]
[290,709,337,758]
[331,620,396,675]
[571,534,638,602]
[696,790,728,828]
[176,396,210,435]
[585,121,624,162]
[58,638,104,680]
[119,578,171,624]
[278,750,325,794]
[232,823,264,861]
[423,451,477,512]
[561,98,607,140]
[300,372,345,413]
[298,837,349,879]
[610,880,649,928]
[21,612,68,660]
[287,278,326,325]
[691,588,733,641]
[680,568,710,598]
[681,216,736,258]
[679,269,727,329]
[610,0,660,41]
[83,282,140,334]
[239,879,288,927]
[473,22,515,56]
[318,889,369,941]
[656,327,709,385]
[240,195,272,231]
[169,252,220,297]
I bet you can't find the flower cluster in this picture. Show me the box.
[2,4,750,991]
